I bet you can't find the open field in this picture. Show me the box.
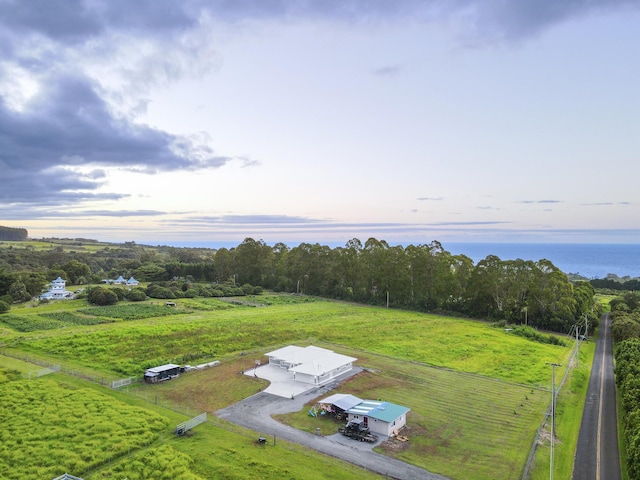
[2,296,569,385]
[0,370,383,480]
[272,349,551,480]
[0,294,578,479]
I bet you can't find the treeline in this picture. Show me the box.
[609,291,640,477]
[0,226,27,241]
[589,277,640,291]
[0,237,598,334]
[615,338,640,478]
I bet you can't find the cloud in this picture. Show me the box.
[0,74,232,203]
[417,196,444,201]
[520,199,562,204]
[580,201,632,206]
[2,0,638,212]
[372,65,401,76]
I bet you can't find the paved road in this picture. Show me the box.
[572,313,621,480]
[216,387,449,480]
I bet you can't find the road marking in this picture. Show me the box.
[596,316,607,480]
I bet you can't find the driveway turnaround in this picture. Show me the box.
[217,370,449,480]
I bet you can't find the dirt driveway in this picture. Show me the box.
[216,372,448,480]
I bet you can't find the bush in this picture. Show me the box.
[126,288,147,302]
[87,286,119,306]
[0,300,9,314]
[146,284,176,299]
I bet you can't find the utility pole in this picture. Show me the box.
[546,362,562,480]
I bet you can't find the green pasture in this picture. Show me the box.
[0,239,119,253]
[0,375,168,479]
[274,349,553,480]
[0,371,383,480]
[0,294,582,479]
[3,297,571,386]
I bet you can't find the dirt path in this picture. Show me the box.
[216,388,449,480]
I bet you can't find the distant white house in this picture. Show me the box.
[39,277,73,300]
[346,400,410,437]
[102,275,139,286]
[264,345,357,386]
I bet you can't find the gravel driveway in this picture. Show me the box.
[216,376,449,479]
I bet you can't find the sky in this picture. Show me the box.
[1,0,639,248]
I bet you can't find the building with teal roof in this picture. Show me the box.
[346,400,410,437]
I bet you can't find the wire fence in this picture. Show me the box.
[520,340,580,480]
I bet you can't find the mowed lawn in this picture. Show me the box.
[132,345,561,480]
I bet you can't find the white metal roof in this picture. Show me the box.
[265,345,357,376]
[319,393,363,411]
[145,363,181,374]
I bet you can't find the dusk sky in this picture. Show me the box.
[1,0,639,248]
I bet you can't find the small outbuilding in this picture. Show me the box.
[346,400,410,437]
[318,393,363,419]
[144,363,182,383]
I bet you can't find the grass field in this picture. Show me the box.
[0,293,581,479]
[273,348,552,480]
[3,296,569,385]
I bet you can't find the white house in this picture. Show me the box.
[346,400,410,437]
[39,277,73,300]
[264,345,357,386]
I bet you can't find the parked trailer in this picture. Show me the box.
[338,419,378,443]
[144,363,182,383]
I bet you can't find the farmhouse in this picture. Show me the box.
[143,363,182,383]
[265,345,357,386]
[39,277,73,300]
[346,400,410,437]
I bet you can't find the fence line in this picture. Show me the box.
[520,342,579,480]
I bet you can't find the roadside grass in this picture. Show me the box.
[273,349,551,480]
[529,339,596,480]
[7,298,570,386]
[595,294,615,312]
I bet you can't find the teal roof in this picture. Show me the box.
[347,400,410,423]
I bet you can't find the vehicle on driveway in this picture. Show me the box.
[338,419,378,443]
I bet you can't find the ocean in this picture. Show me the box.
[444,243,640,280]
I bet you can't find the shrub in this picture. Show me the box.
[0,300,9,314]
[87,286,119,306]
[146,285,176,299]
[126,288,147,302]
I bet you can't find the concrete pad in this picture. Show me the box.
[245,364,315,398]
